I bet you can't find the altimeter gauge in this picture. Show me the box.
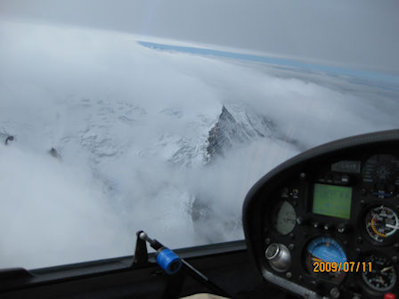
[362,254,397,292]
[365,206,399,243]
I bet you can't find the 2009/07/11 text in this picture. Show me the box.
[313,260,372,273]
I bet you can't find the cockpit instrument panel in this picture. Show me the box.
[243,130,399,299]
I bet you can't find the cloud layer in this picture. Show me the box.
[0,21,398,269]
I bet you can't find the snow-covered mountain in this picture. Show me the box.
[206,104,306,160]
[207,105,272,159]
[0,97,303,246]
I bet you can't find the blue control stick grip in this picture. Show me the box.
[156,248,182,275]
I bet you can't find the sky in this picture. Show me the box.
[1,0,399,73]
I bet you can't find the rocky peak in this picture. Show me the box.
[206,104,275,159]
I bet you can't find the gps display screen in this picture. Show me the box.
[312,183,352,219]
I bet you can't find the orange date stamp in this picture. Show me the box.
[313,258,372,273]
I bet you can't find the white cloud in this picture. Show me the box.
[0,20,398,269]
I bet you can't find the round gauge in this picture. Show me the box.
[273,201,296,235]
[305,237,347,283]
[362,155,399,187]
[362,254,397,292]
[365,206,399,243]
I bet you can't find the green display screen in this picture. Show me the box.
[312,184,352,219]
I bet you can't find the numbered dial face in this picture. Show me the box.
[365,206,399,243]
[362,155,399,186]
[273,201,296,235]
[362,255,397,292]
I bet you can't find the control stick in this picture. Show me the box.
[133,230,231,297]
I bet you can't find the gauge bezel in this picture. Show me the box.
[302,236,348,285]
[361,154,399,188]
[272,200,297,236]
[359,252,398,294]
[361,203,399,246]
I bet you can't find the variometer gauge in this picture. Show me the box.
[362,254,397,292]
[365,206,399,243]
[273,201,296,235]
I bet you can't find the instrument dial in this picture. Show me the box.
[362,155,399,185]
[305,237,347,283]
[273,201,296,235]
[362,155,399,197]
[362,254,397,292]
[365,206,399,243]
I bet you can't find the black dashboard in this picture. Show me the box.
[243,130,399,299]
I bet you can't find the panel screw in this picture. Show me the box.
[330,287,340,299]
